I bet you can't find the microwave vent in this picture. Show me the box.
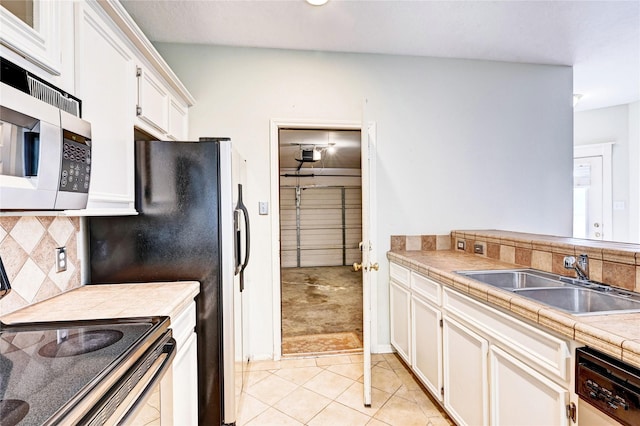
[27,76,80,117]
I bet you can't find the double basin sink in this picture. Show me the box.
[456,269,640,316]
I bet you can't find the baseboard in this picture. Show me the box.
[373,344,394,354]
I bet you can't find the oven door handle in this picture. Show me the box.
[114,337,176,425]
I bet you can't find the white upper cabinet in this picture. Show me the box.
[2,0,194,215]
[75,1,137,214]
[135,64,190,140]
[136,64,169,135]
[168,98,188,140]
[0,0,75,92]
[1,0,62,74]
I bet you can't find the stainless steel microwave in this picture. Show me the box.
[0,81,92,211]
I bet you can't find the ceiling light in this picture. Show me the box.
[573,94,583,107]
[306,0,329,6]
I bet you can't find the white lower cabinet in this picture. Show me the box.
[388,261,576,426]
[490,345,569,426]
[390,279,411,364]
[172,331,198,425]
[170,301,198,424]
[443,316,489,426]
[411,294,442,401]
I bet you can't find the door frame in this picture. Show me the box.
[269,118,371,360]
[573,142,613,240]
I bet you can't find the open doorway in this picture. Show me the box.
[278,128,363,356]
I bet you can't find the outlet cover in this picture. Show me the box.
[55,247,67,273]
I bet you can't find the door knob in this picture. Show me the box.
[370,262,379,271]
[353,262,363,272]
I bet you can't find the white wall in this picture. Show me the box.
[575,101,640,242]
[156,44,573,358]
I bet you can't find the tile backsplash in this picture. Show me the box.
[390,230,640,293]
[0,216,82,316]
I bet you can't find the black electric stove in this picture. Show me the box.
[0,316,173,425]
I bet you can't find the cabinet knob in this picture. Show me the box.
[353,263,363,272]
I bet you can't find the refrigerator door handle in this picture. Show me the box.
[234,184,250,291]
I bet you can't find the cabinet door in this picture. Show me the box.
[75,2,136,213]
[137,65,169,134]
[168,98,188,140]
[172,331,198,425]
[390,280,411,364]
[443,316,489,426]
[411,295,442,401]
[490,345,569,426]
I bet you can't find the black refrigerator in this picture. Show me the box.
[87,138,249,426]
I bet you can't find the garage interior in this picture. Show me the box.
[279,128,363,356]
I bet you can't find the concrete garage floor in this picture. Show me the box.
[281,266,363,356]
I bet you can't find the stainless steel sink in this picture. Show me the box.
[513,287,640,315]
[456,269,640,315]
[457,269,566,289]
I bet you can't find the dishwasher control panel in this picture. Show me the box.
[576,347,640,426]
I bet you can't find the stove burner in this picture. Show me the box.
[0,399,29,426]
[38,330,124,358]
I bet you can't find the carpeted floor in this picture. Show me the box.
[281,266,363,355]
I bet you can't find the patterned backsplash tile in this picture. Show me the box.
[0,216,82,316]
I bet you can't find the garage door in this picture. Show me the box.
[280,186,362,267]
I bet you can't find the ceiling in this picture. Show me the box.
[120,0,640,112]
[279,129,361,170]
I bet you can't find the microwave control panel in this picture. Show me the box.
[59,138,91,193]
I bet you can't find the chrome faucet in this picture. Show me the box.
[564,254,589,281]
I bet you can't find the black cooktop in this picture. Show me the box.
[0,317,168,425]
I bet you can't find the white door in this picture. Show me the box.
[573,156,604,240]
[360,121,377,406]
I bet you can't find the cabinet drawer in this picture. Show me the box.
[390,262,410,287]
[411,272,441,305]
[443,288,570,382]
[171,301,196,349]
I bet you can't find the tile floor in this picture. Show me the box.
[235,353,454,426]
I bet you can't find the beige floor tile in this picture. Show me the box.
[245,373,298,406]
[374,395,430,426]
[243,369,271,388]
[371,354,386,363]
[427,416,454,426]
[367,419,391,426]
[327,362,364,380]
[375,360,393,370]
[307,401,372,426]
[237,353,452,426]
[303,369,355,399]
[244,407,303,426]
[236,393,269,425]
[315,354,354,366]
[408,389,444,418]
[394,368,422,391]
[371,365,403,394]
[350,353,365,363]
[382,353,405,370]
[248,359,281,371]
[273,387,332,424]
[335,381,391,417]
[280,357,319,369]
[274,366,324,385]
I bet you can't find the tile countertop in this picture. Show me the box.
[1,282,200,324]
[387,250,640,369]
